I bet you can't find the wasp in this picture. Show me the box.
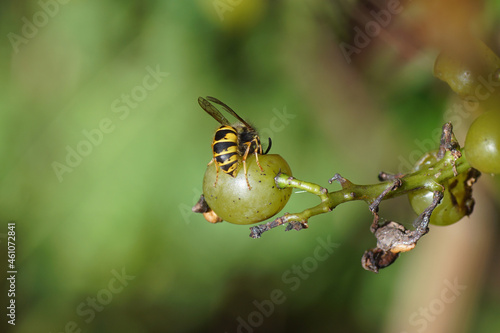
[198,96,271,190]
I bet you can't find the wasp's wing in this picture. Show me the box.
[198,97,231,126]
[206,96,254,130]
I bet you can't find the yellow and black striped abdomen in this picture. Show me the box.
[212,125,239,177]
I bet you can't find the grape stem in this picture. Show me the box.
[249,122,475,239]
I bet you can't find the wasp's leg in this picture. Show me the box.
[241,142,253,190]
[250,138,265,172]
[242,138,265,190]
[212,158,220,188]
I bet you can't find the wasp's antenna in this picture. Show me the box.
[264,137,272,155]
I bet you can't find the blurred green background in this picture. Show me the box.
[1,1,499,332]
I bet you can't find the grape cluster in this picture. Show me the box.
[408,151,479,226]
[405,38,500,226]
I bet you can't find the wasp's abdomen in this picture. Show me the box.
[213,126,239,176]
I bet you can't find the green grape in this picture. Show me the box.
[408,151,475,226]
[203,154,292,225]
[433,39,500,99]
[465,111,500,174]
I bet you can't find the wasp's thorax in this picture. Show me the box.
[234,124,262,156]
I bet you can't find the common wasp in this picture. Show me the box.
[198,96,271,190]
